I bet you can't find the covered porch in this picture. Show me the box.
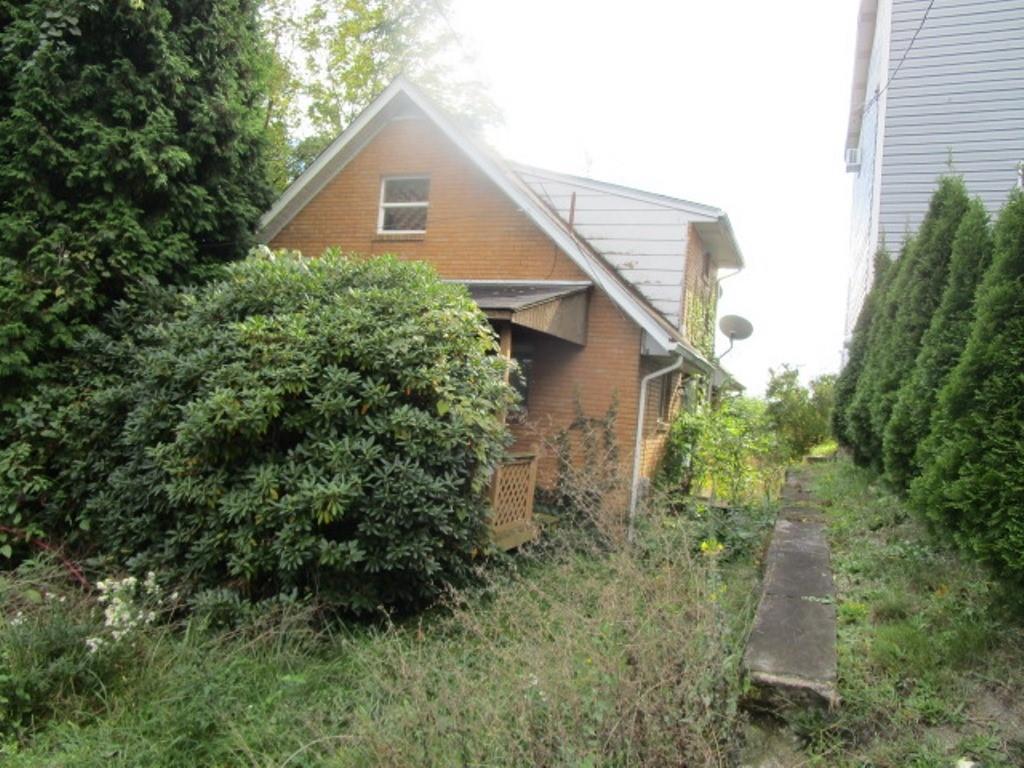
[458,280,591,549]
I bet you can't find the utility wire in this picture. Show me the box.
[857,0,936,118]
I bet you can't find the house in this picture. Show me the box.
[843,0,1024,338]
[258,77,743,545]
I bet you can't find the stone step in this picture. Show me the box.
[779,506,825,524]
[744,485,839,712]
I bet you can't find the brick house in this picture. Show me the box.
[259,77,744,545]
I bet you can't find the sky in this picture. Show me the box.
[447,0,861,394]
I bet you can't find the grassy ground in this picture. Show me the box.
[0,507,771,767]
[788,459,1024,767]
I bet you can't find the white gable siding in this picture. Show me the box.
[515,172,698,327]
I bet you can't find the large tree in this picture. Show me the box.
[0,0,274,408]
[883,198,994,490]
[909,190,1024,582]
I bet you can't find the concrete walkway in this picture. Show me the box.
[743,468,839,710]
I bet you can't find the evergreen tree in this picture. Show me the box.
[833,248,892,447]
[910,190,1024,582]
[0,0,273,406]
[883,199,994,490]
[846,240,908,468]
[846,177,969,472]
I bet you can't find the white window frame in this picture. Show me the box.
[377,175,430,234]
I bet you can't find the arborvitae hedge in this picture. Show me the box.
[883,199,994,490]
[0,252,516,611]
[0,0,273,406]
[833,248,892,448]
[910,190,1024,582]
[845,239,908,469]
[846,177,969,471]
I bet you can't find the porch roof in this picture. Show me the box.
[454,280,591,346]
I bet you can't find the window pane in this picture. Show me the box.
[382,205,428,231]
[383,177,429,203]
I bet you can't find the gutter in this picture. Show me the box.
[627,352,686,543]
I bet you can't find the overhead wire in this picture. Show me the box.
[854,0,936,120]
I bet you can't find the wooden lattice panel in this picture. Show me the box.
[489,454,538,531]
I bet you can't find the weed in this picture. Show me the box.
[785,460,1024,767]
[1,506,765,766]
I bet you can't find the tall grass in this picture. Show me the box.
[2,513,761,767]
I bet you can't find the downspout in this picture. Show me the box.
[627,353,685,543]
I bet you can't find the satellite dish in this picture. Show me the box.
[719,314,753,341]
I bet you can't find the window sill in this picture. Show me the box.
[373,233,426,243]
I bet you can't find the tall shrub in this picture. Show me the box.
[847,177,969,471]
[833,248,892,447]
[846,241,907,468]
[0,252,515,611]
[883,199,994,490]
[0,0,273,406]
[909,190,1024,582]
[764,365,833,459]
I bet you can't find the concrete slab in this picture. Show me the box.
[770,519,827,551]
[781,485,814,504]
[779,506,825,523]
[744,471,839,712]
[763,547,834,599]
[744,595,839,708]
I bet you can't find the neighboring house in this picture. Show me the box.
[259,77,743,545]
[843,0,1024,337]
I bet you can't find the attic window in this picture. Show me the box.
[378,176,430,233]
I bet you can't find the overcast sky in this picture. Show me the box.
[449,0,860,394]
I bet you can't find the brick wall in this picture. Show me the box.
[269,115,646,493]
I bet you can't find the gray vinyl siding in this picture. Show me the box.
[878,0,1024,245]
[846,0,892,334]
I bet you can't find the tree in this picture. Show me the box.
[883,199,994,490]
[0,0,274,409]
[845,241,907,468]
[764,365,833,459]
[909,190,1024,583]
[846,177,969,472]
[833,249,892,447]
[810,373,837,439]
[260,0,499,187]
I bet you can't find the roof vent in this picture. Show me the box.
[845,147,862,173]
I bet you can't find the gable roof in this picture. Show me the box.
[512,163,742,328]
[258,77,740,367]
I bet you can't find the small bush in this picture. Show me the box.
[1,251,515,611]
[658,395,785,505]
[0,559,129,741]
